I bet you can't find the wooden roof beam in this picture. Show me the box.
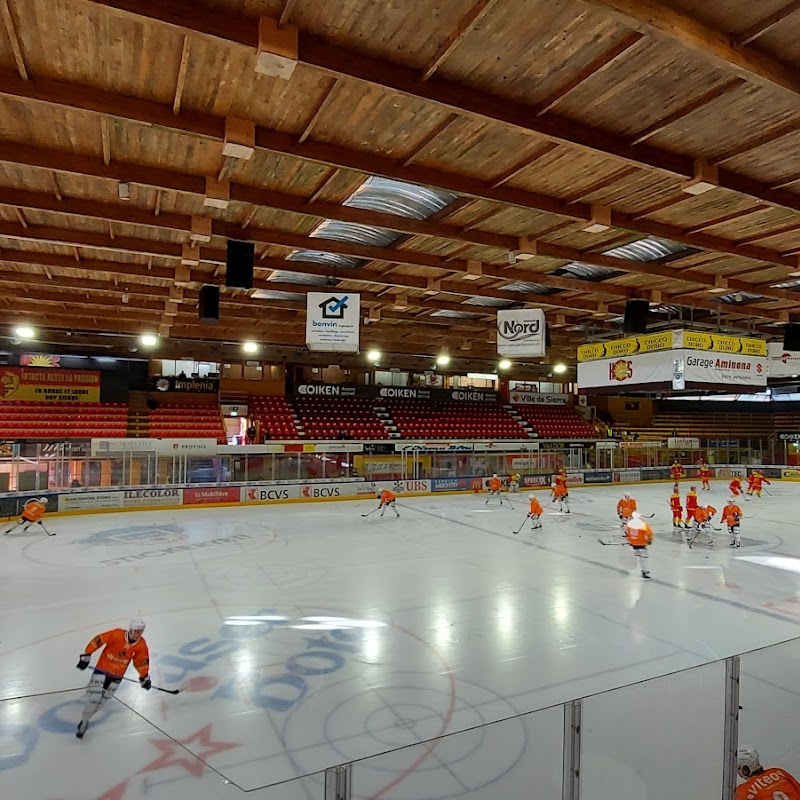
[580,0,800,99]
[731,1,800,47]
[0,0,27,80]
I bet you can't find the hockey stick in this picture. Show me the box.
[597,537,626,546]
[38,522,55,537]
[361,507,380,518]
[511,515,530,535]
[120,676,180,695]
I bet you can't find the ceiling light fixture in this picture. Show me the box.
[13,325,35,340]
[242,341,259,354]
[139,334,158,347]
[498,359,512,370]
[366,349,381,363]
[436,354,451,366]
[553,363,568,374]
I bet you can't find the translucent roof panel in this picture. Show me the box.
[286,250,363,269]
[309,219,401,248]
[430,309,483,319]
[772,279,800,290]
[462,296,516,308]
[251,289,304,301]
[267,271,328,286]
[501,280,559,294]
[719,292,763,304]
[345,176,458,220]
[554,263,620,280]
[605,237,690,262]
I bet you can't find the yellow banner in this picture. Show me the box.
[578,330,766,362]
[0,368,100,402]
[577,332,674,362]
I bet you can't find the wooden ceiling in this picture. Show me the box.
[1,0,800,372]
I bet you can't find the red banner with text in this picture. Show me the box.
[0,368,100,402]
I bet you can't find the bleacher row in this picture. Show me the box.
[0,398,595,441]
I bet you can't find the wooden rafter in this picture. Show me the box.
[579,0,800,99]
[278,0,298,28]
[710,119,800,166]
[298,78,339,143]
[0,0,27,80]
[100,117,112,165]
[401,113,460,166]
[173,35,191,114]
[489,143,559,188]
[731,1,800,47]
[535,31,643,115]
[420,0,501,81]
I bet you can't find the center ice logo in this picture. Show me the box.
[77,522,185,548]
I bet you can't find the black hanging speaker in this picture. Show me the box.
[545,323,551,349]
[623,299,649,334]
[784,323,800,351]
[199,285,220,321]
[226,240,254,289]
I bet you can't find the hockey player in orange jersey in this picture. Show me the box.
[376,489,400,518]
[3,497,50,535]
[737,746,800,800]
[685,486,699,526]
[485,474,509,506]
[722,498,743,548]
[75,619,150,739]
[551,481,569,513]
[698,463,712,490]
[729,476,743,496]
[617,493,637,527]
[691,504,717,546]
[625,511,653,579]
[528,494,543,531]
[669,487,683,530]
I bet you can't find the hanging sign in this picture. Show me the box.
[497,309,545,357]
[306,292,361,352]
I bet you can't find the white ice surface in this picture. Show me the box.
[1,481,799,799]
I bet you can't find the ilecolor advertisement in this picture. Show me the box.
[0,368,100,402]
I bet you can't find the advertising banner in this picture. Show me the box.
[613,469,641,482]
[782,468,800,479]
[296,384,498,403]
[0,367,100,402]
[509,391,570,405]
[680,330,766,357]
[395,442,473,452]
[511,457,538,470]
[497,308,546,357]
[59,491,121,511]
[432,477,478,492]
[91,438,218,456]
[683,352,766,387]
[151,376,219,393]
[522,474,550,487]
[240,485,302,503]
[577,331,675,363]
[20,354,61,368]
[305,292,360,352]
[473,441,539,452]
[667,437,700,449]
[767,342,800,378]
[183,487,240,505]
[122,488,182,507]
[577,350,674,390]
[583,471,613,484]
[714,467,747,478]
[778,432,800,442]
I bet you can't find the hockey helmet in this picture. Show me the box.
[127,618,146,642]
[39,497,49,505]
[737,745,761,777]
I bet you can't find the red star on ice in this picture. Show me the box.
[138,724,239,777]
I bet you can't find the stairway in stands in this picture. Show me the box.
[126,391,150,438]
[374,403,401,439]
[504,404,537,438]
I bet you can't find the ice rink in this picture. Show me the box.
[2,479,800,799]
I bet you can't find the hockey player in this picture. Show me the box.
[669,487,683,529]
[509,472,521,493]
[736,746,800,799]
[555,467,568,489]
[699,462,712,490]
[551,481,569,513]
[528,494,543,530]
[723,498,743,548]
[3,497,49,534]
[670,460,684,483]
[691,504,717,545]
[75,619,150,739]
[377,488,400,517]
[485,474,503,505]
[617,493,637,527]
[685,486,699,526]
[749,470,770,498]
[729,476,743,497]
[625,510,653,580]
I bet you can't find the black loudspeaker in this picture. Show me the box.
[199,285,220,321]
[226,240,254,289]
[623,299,649,334]
[545,323,551,349]
[784,323,800,351]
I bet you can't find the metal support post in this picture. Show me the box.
[562,700,582,800]
[722,656,741,800]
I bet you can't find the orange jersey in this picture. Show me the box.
[617,498,637,517]
[555,473,567,487]
[694,506,715,524]
[552,484,567,498]
[722,505,742,525]
[379,490,396,504]
[529,498,543,516]
[488,478,502,492]
[736,768,800,800]
[685,492,698,510]
[670,465,684,479]
[84,628,149,679]
[21,500,46,522]
[625,520,653,547]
